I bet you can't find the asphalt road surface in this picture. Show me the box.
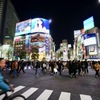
[0,66,100,100]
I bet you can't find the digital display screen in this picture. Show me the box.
[83,16,94,31]
[89,45,97,55]
[31,18,50,33]
[15,18,50,36]
[31,34,46,42]
[15,19,32,36]
[83,33,97,46]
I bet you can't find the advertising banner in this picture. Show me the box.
[31,18,49,33]
[39,46,45,53]
[14,36,22,42]
[83,16,94,31]
[31,42,45,48]
[45,36,50,54]
[31,34,46,42]
[15,19,32,36]
[25,35,31,52]
[74,30,81,38]
[89,45,97,55]
[15,18,50,36]
[83,33,97,46]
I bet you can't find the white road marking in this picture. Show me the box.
[0,85,25,99]
[21,87,38,98]
[80,94,92,100]
[59,92,71,100]
[36,89,53,100]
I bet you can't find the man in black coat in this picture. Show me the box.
[57,60,63,75]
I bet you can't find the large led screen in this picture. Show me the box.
[83,33,97,46]
[15,19,31,36]
[83,16,94,31]
[31,18,50,33]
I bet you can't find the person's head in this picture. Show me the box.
[0,58,6,68]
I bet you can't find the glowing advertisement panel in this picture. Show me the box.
[45,36,50,53]
[89,45,97,55]
[83,33,97,46]
[15,19,31,36]
[39,46,45,53]
[83,16,94,31]
[25,35,31,52]
[31,34,46,42]
[74,30,81,38]
[31,18,50,33]
[14,36,22,42]
[31,42,45,48]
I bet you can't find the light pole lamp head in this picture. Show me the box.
[49,19,52,23]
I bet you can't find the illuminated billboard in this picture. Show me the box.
[83,33,97,46]
[25,35,32,53]
[15,19,32,36]
[83,16,94,31]
[89,45,97,55]
[74,30,81,38]
[15,18,50,36]
[31,18,50,33]
[14,36,22,42]
[31,34,46,42]
[31,42,45,48]
[39,46,45,53]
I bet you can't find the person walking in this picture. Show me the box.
[35,60,41,77]
[18,60,26,73]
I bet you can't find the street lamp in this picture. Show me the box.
[49,19,52,23]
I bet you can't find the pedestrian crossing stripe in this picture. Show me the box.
[80,94,92,100]
[36,89,53,100]
[0,85,93,100]
[22,87,38,98]
[59,92,71,100]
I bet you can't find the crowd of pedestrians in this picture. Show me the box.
[2,59,100,79]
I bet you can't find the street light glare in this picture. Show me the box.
[49,19,52,23]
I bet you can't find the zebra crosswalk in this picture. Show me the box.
[0,85,93,100]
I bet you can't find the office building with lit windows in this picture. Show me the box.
[0,0,19,45]
[0,0,19,59]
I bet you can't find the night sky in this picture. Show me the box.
[10,0,100,50]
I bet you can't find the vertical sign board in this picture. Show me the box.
[83,16,94,31]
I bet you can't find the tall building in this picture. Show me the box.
[13,18,53,61]
[0,0,19,46]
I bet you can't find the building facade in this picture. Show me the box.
[0,0,19,46]
[13,18,54,61]
[0,0,19,60]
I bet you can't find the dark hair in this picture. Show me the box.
[0,58,4,61]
